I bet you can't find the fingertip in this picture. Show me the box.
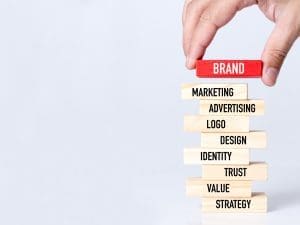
[261,77,275,87]
[262,67,279,87]
[185,57,196,69]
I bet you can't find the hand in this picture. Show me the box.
[182,0,300,86]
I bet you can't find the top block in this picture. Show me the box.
[196,60,263,78]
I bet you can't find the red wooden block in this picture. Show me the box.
[196,60,263,78]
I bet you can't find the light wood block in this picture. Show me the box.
[184,148,249,165]
[181,83,248,100]
[201,131,266,149]
[202,162,267,180]
[186,178,252,197]
[199,100,264,115]
[201,214,267,225]
[202,192,267,213]
[184,115,249,132]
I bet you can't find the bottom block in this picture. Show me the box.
[202,192,267,213]
[201,214,267,225]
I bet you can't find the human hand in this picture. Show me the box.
[183,0,300,86]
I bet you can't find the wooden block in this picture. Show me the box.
[202,192,267,213]
[186,178,252,197]
[202,162,268,180]
[196,60,262,78]
[184,115,249,133]
[201,214,267,225]
[201,131,266,149]
[181,83,248,100]
[199,100,265,116]
[184,148,249,165]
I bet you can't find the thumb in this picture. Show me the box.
[261,17,299,86]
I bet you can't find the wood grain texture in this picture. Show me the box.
[202,162,268,180]
[184,148,249,165]
[181,83,248,100]
[186,178,252,197]
[201,131,267,149]
[184,115,249,132]
[202,192,267,213]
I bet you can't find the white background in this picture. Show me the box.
[0,0,299,224]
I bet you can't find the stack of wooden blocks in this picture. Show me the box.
[182,60,267,213]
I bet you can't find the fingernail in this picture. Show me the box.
[266,67,279,79]
[186,57,193,69]
[185,57,190,68]
[265,67,279,84]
